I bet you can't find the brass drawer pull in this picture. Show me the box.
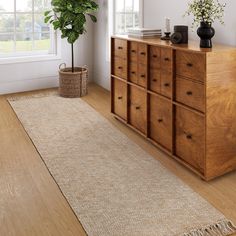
[164,83,170,87]
[118,46,123,50]
[186,134,192,140]
[158,118,163,123]
[187,63,193,67]
[186,91,193,96]
[118,96,122,100]
[140,52,146,55]
[164,57,170,61]
[118,66,123,69]
[135,106,141,110]
[141,74,146,78]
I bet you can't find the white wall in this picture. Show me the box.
[93,0,110,90]
[93,0,236,90]
[144,0,236,46]
[0,20,94,95]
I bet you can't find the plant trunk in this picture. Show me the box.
[71,43,74,73]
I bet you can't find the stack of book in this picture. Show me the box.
[127,28,162,38]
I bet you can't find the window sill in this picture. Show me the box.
[0,54,62,65]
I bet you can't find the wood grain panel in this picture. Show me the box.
[130,41,138,62]
[149,68,161,93]
[161,71,172,98]
[114,38,127,59]
[176,51,206,82]
[161,48,172,72]
[175,76,205,112]
[129,62,138,84]
[150,46,161,69]
[138,43,148,65]
[113,57,127,80]
[205,51,236,179]
[175,106,205,173]
[113,78,127,120]
[149,95,172,151]
[129,86,147,134]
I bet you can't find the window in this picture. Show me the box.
[0,0,56,58]
[114,0,143,34]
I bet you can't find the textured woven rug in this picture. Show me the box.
[9,95,236,236]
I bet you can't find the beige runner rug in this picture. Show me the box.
[9,95,236,236]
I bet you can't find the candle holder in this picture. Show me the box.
[161,32,171,41]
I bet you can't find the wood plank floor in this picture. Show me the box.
[0,83,236,236]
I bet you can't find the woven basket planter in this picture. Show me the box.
[59,64,88,98]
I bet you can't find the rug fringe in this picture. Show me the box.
[183,220,236,236]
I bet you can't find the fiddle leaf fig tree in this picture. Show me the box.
[45,0,99,72]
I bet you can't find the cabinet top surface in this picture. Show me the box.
[112,35,236,53]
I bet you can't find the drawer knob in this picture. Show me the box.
[118,66,123,69]
[118,96,122,100]
[141,74,146,78]
[131,71,136,74]
[131,49,136,53]
[186,91,193,96]
[153,55,158,58]
[187,63,193,67]
[118,46,123,50]
[164,57,170,61]
[135,106,141,110]
[158,118,163,123]
[152,79,157,82]
[164,83,170,87]
[140,52,146,55]
[186,134,192,140]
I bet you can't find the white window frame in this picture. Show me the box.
[0,0,60,64]
[113,0,144,35]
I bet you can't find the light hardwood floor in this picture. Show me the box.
[0,83,236,236]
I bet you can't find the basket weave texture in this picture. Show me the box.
[59,67,88,98]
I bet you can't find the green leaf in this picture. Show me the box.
[88,14,97,22]
[44,10,51,16]
[44,15,52,23]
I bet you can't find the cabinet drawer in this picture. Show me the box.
[113,79,127,120]
[129,86,147,134]
[113,57,127,79]
[175,76,205,112]
[138,43,148,65]
[175,106,205,172]
[150,95,172,151]
[149,68,161,93]
[150,46,161,69]
[129,62,138,84]
[161,48,172,72]
[137,64,147,88]
[176,51,206,82]
[161,72,172,98]
[114,39,127,59]
[130,41,138,62]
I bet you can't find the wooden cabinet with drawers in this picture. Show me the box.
[111,35,236,180]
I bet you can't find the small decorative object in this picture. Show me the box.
[161,18,171,40]
[184,0,226,48]
[127,28,162,38]
[170,25,188,44]
[44,0,99,97]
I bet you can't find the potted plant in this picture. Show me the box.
[44,0,99,97]
[185,0,226,48]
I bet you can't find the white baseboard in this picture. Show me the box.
[0,76,59,95]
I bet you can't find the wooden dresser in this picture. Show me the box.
[110,35,236,180]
